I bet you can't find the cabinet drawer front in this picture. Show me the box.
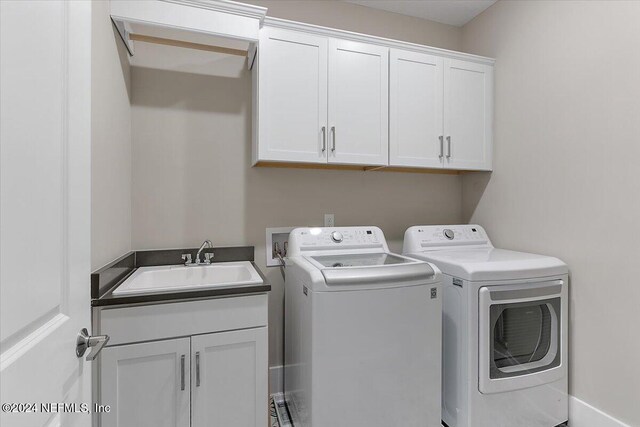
[99,294,268,345]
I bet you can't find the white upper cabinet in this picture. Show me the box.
[389,49,444,168]
[255,28,328,163]
[328,40,389,166]
[443,58,493,171]
[252,19,494,172]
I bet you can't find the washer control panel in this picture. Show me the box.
[408,224,491,249]
[288,227,386,254]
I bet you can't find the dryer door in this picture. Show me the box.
[478,280,567,394]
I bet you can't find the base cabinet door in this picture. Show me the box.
[389,49,444,168]
[443,58,493,171]
[100,338,191,427]
[328,39,389,166]
[191,327,268,427]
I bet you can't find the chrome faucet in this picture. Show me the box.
[195,240,214,265]
[181,240,214,266]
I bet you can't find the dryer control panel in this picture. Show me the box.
[287,226,387,256]
[403,224,492,253]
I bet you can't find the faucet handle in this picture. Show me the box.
[204,252,214,264]
[181,254,192,265]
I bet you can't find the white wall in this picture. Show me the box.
[243,0,462,51]
[91,1,132,270]
[130,3,464,368]
[461,1,640,425]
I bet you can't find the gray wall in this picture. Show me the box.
[130,2,464,367]
[91,1,132,271]
[461,1,640,425]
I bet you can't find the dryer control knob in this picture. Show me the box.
[443,229,455,240]
[330,231,343,243]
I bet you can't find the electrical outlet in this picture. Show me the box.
[324,214,335,227]
[266,227,297,267]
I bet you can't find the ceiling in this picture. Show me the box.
[344,0,497,27]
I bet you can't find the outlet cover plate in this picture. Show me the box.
[266,226,297,267]
[324,213,335,227]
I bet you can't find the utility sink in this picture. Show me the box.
[112,261,263,296]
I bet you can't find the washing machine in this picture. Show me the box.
[284,226,442,427]
[403,225,568,427]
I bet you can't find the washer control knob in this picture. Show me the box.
[443,229,455,240]
[330,231,343,243]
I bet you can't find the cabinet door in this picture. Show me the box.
[257,28,328,163]
[328,39,389,166]
[443,58,493,171]
[389,49,444,168]
[191,327,268,427]
[101,338,191,427]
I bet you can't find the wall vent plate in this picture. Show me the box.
[265,226,297,267]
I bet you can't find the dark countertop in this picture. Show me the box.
[91,246,270,307]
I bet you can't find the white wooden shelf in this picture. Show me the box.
[111,0,267,70]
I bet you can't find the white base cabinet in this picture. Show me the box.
[101,339,191,427]
[95,295,269,427]
[192,329,268,427]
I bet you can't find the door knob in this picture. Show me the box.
[76,328,110,361]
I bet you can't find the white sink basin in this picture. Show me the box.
[112,261,263,296]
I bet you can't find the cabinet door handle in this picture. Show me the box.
[446,136,452,159]
[321,126,326,152]
[180,355,185,391]
[439,135,444,159]
[195,351,200,387]
[331,126,336,152]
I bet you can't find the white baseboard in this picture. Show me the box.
[269,365,284,395]
[569,396,632,427]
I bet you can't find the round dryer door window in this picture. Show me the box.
[490,299,560,376]
[478,280,566,394]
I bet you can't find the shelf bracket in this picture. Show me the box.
[247,42,258,70]
[111,18,135,56]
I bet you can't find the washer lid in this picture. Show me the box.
[310,253,410,268]
[408,248,567,281]
[306,253,436,287]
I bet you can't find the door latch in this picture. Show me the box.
[76,328,110,361]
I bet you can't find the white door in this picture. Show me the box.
[443,58,493,171]
[100,339,191,427]
[389,49,444,168]
[0,2,92,427]
[328,39,388,166]
[257,28,328,164]
[191,328,268,427]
